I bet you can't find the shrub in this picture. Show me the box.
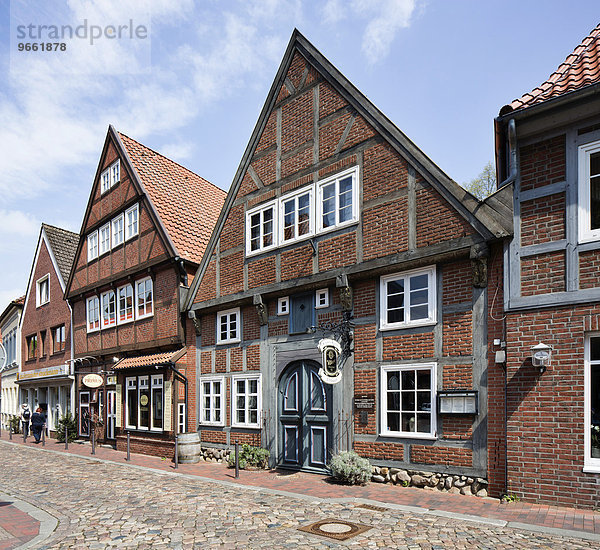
[227,444,270,469]
[8,415,20,434]
[329,451,371,485]
[56,413,78,443]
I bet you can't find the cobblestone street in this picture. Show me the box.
[0,441,598,549]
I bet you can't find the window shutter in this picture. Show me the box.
[164,380,172,432]
[115,384,122,428]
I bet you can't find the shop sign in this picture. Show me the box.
[82,373,103,388]
[106,375,117,385]
[317,338,342,384]
[17,363,69,381]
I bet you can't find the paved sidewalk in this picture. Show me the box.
[2,431,599,542]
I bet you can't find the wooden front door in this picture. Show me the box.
[278,361,332,471]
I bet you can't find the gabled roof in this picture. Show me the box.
[116,131,226,265]
[184,29,512,311]
[510,24,600,111]
[43,224,78,284]
[0,295,25,328]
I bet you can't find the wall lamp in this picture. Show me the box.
[531,342,552,374]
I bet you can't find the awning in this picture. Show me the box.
[112,349,186,370]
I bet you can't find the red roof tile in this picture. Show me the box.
[511,24,600,111]
[113,349,186,370]
[118,132,226,265]
[14,295,25,305]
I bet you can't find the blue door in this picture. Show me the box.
[279,361,332,471]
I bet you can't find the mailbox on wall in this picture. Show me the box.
[437,390,478,415]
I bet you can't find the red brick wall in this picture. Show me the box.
[21,239,72,371]
[520,193,565,246]
[519,135,566,192]
[411,445,472,467]
[520,251,565,296]
[579,250,600,290]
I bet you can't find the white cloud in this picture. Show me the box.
[322,0,345,24]
[159,141,194,162]
[0,210,39,239]
[0,289,26,313]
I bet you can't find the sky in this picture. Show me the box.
[0,0,598,311]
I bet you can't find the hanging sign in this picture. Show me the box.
[318,338,342,384]
[82,373,103,388]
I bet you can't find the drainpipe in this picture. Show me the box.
[499,118,517,188]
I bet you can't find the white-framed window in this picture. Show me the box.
[36,274,50,307]
[117,284,134,324]
[112,214,124,248]
[125,204,139,241]
[315,288,329,309]
[280,187,313,244]
[177,403,186,434]
[101,168,111,194]
[579,140,600,243]
[135,277,153,319]
[199,377,225,425]
[584,334,600,472]
[380,364,437,439]
[232,374,261,428]
[110,159,120,186]
[125,377,137,429]
[380,266,437,330]
[138,376,150,430]
[277,296,289,316]
[86,296,100,332]
[246,200,277,255]
[87,231,99,262]
[99,223,111,256]
[101,290,116,329]
[217,307,240,344]
[317,166,359,232]
[150,375,164,431]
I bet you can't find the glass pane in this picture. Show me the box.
[387,279,404,295]
[387,412,400,432]
[387,391,400,411]
[249,410,258,424]
[284,200,295,240]
[591,337,600,362]
[410,304,429,320]
[311,372,325,410]
[410,289,428,305]
[237,409,245,423]
[152,388,163,429]
[249,380,258,394]
[388,308,404,324]
[417,370,431,389]
[322,183,335,227]
[592,364,600,459]
[387,372,399,391]
[248,396,257,410]
[236,396,245,410]
[417,391,431,411]
[387,293,404,310]
[402,413,415,432]
[128,389,137,426]
[410,274,428,290]
[139,387,149,428]
[401,370,415,390]
[311,428,325,464]
[401,391,415,411]
[237,380,245,394]
[285,426,297,462]
[204,382,211,394]
[416,413,431,434]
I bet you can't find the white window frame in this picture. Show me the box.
[317,166,359,233]
[380,363,437,440]
[279,185,314,245]
[277,296,289,316]
[379,266,437,331]
[199,376,225,426]
[137,375,150,430]
[87,231,99,262]
[135,277,154,320]
[36,274,50,307]
[579,140,600,243]
[216,307,241,345]
[110,159,120,186]
[101,290,116,329]
[117,283,134,325]
[177,403,186,434]
[150,374,164,432]
[99,223,111,256]
[112,213,124,248]
[584,333,600,472]
[315,288,329,309]
[125,204,139,241]
[246,200,278,256]
[231,374,261,428]
[86,296,100,333]
[125,377,137,429]
[101,168,111,194]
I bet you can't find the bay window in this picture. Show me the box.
[380,266,437,330]
[380,364,436,438]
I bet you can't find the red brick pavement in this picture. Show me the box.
[2,432,600,537]
[0,500,40,550]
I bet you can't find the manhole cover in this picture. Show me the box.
[298,519,371,541]
[357,503,388,512]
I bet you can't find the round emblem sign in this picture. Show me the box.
[82,373,103,388]
[140,394,149,406]
[0,343,6,372]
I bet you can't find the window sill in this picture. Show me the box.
[199,422,225,428]
[117,317,135,326]
[582,465,600,474]
[379,431,437,440]
[379,319,437,332]
[136,313,154,321]
[86,328,100,334]
[216,339,241,346]
[231,424,261,430]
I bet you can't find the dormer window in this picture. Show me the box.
[101,159,120,195]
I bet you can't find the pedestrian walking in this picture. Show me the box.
[20,404,31,437]
[31,407,45,443]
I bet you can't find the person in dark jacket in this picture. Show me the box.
[30,407,45,443]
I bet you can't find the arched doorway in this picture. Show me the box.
[278,360,332,472]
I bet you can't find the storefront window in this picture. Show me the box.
[126,378,137,428]
[125,374,164,431]
[151,376,163,430]
[588,336,600,465]
[139,377,149,429]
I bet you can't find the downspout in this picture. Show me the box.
[67,298,75,419]
[499,118,517,187]
[164,362,188,433]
